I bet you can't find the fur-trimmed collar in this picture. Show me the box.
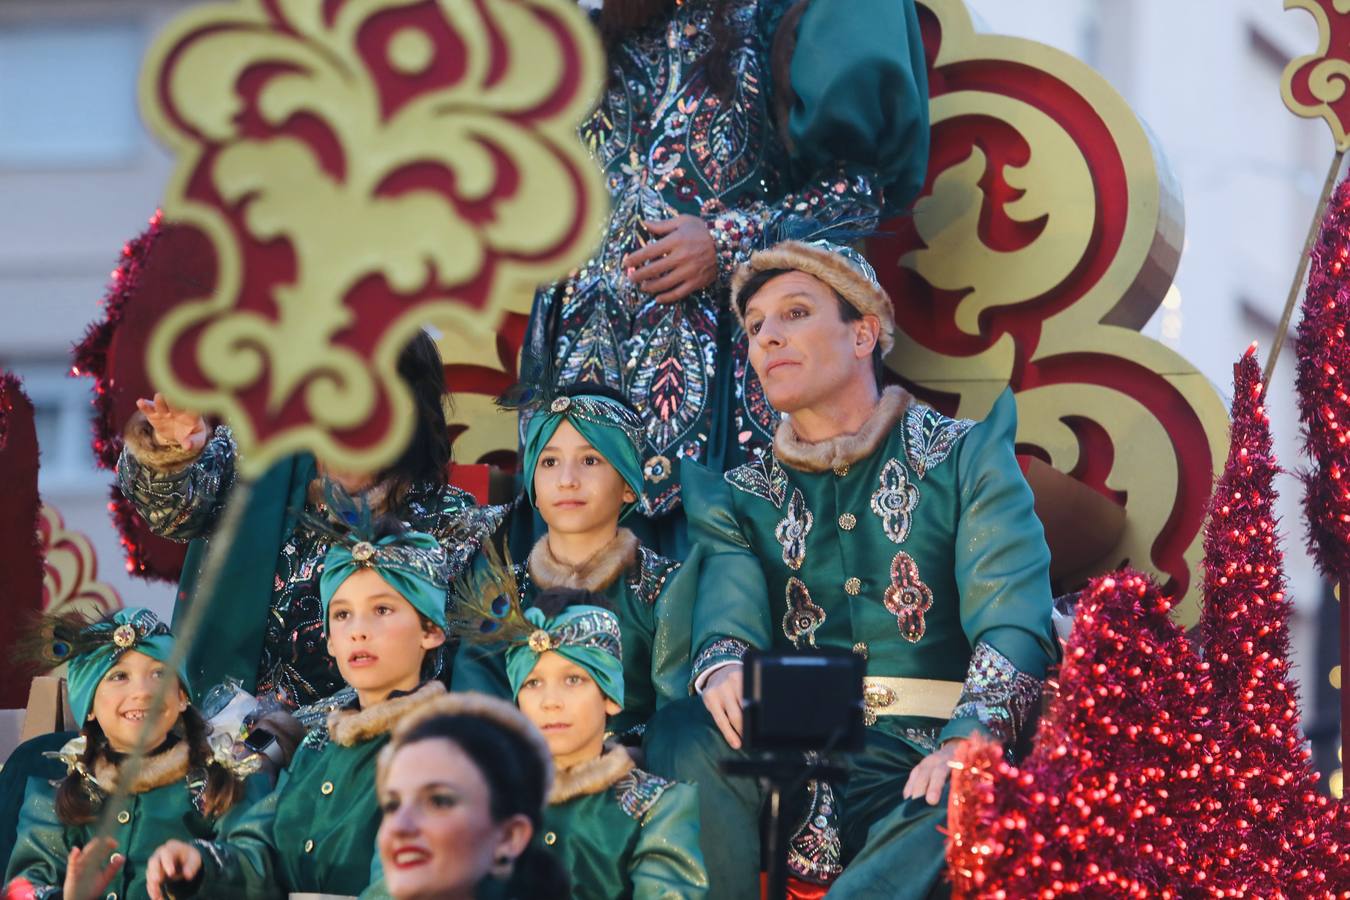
[328,681,447,747]
[92,741,191,795]
[528,530,639,593]
[548,745,635,805]
[773,386,913,473]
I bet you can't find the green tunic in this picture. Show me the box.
[541,748,706,900]
[4,741,267,900]
[683,388,1058,753]
[453,531,694,736]
[184,683,447,899]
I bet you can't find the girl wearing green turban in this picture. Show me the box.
[146,520,460,899]
[503,589,709,900]
[6,608,263,900]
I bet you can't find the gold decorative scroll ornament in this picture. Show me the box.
[138,0,609,477]
[867,0,1229,625]
[39,505,122,619]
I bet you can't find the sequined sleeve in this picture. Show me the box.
[938,390,1058,751]
[708,166,882,281]
[184,764,291,899]
[628,781,709,899]
[681,460,772,690]
[116,425,238,542]
[708,0,928,273]
[783,0,929,213]
[4,779,68,899]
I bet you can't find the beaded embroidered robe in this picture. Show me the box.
[526,0,929,516]
[683,388,1059,753]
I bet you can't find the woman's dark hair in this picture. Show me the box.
[395,715,569,900]
[383,330,453,508]
[57,705,246,825]
[598,0,738,101]
[736,267,885,383]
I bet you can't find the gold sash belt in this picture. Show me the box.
[862,677,963,725]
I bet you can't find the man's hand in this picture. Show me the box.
[701,664,744,750]
[902,739,965,806]
[135,393,208,453]
[62,837,123,900]
[145,839,203,900]
[623,215,718,304]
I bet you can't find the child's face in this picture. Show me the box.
[533,420,636,536]
[326,568,446,704]
[92,650,187,754]
[516,651,620,770]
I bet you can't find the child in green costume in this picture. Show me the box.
[455,384,696,737]
[459,583,708,900]
[4,608,265,900]
[145,518,457,899]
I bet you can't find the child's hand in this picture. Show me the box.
[135,393,208,453]
[145,839,203,900]
[62,836,123,900]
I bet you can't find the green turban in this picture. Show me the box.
[504,605,624,708]
[320,529,451,633]
[66,608,191,726]
[521,394,647,521]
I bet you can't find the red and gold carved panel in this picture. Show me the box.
[864,0,1227,624]
[138,0,609,477]
[1282,0,1350,150]
[39,505,123,621]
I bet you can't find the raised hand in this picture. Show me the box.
[145,839,203,900]
[62,837,124,900]
[135,392,209,453]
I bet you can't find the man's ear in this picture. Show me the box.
[854,315,880,359]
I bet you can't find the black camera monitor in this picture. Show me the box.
[743,648,865,753]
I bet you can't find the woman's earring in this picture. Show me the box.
[490,853,515,878]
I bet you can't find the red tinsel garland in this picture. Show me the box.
[0,373,46,709]
[1297,179,1350,578]
[948,347,1349,897]
[69,211,187,582]
[72,210,162,469]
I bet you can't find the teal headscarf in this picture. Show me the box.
[521,394,647,521]
[66,608,191,726]
[319,529,452,633]
[504,605,624,708]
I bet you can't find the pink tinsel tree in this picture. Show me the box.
[948,347,1349,897]
[1198,346,1344,894]
[1297,179,1350,580]
[948,570,1218,897]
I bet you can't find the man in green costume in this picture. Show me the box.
[677,239,1059,897]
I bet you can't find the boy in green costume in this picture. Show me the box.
[675,239,1060,898]
[454,385,694,736]
[145,519,456,899]
[462,584,707,899]
[5,608,265,900]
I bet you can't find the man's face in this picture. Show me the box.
[743,271,878,414]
